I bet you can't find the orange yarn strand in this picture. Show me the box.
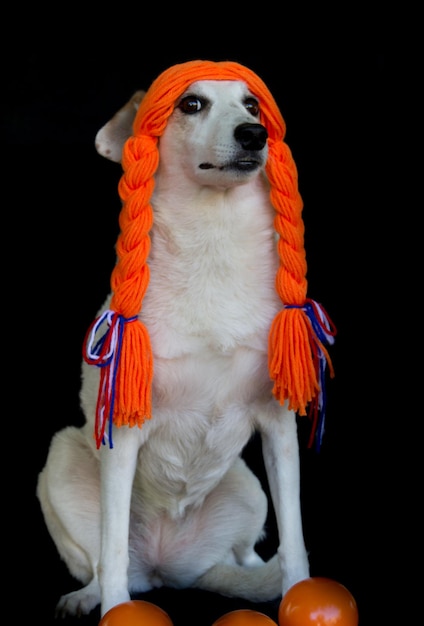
[112,319,153,428]
[268,308,319,415]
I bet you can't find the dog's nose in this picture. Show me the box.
[234,123,268,151]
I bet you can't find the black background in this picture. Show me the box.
[5,11,388,626]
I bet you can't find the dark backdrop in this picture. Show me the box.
[5,13,387,626]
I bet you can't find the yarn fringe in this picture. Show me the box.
[83,310,153,448]
[268,299,336,445]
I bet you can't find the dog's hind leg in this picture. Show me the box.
[154,456,282,602]
[193,466,283,602]
[36,425,102,616]
[196,553,282,602]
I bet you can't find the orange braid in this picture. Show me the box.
[266,139,335,415]
[107,135,158,426]
[89,59,334,435]
[267,140,317,415]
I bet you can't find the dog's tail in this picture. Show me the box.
[195,554,282,602]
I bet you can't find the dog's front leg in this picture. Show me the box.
[98,427,141,617]
[259,407,310,596]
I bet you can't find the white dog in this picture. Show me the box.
[37,61,334,619]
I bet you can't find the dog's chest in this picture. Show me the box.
[133,393,258,516]
[142,191,279,357]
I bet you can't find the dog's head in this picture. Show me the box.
[157,80,270,188]
[96,81,269,189]
[95,60,287,189]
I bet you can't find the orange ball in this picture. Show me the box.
[98,600,174,626]
[278,577,358,626]
[212,609,277,625]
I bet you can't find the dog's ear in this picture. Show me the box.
[95,90,146,163]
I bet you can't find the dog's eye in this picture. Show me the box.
[178,96,205,114]
[244,97,260,117]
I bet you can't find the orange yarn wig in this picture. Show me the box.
[83,60,336,449]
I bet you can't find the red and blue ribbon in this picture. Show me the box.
[285,299,337,451]
[83,310,137,448]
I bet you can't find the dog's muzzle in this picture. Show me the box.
[199,123,268,173]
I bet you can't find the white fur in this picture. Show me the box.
[37,80,310,618]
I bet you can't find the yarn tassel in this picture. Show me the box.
[268,298,336,448]
[83,310,153,448]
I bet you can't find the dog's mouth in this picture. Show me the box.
[199,159,262,172]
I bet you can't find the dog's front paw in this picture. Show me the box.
[100,589,131,617]
[279,550,310,597]
[55,579,101,617]
[281,567,312,598]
